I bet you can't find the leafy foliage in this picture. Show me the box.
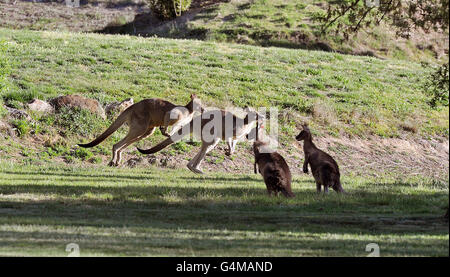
[0,40,11,118]
[148,0,192,19]
[10,119,30,137]
[320,0,449,39]
[52,107,107,137]
[423,63,449,108]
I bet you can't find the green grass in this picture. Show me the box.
[0,162,448,256]
[0,27,448,142]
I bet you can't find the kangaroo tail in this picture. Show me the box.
[137,120,192,154]
[78,107,131,148]
[267,173,295,198]
[137,137,175,154]
[334,179,345,193]
[319,164,344,193]
[281,187,295,198]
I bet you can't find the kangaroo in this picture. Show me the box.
[253,139,295,198]
[295,124,344,193]
[251,116,294,198]
[78,94,202,167]
[137,108,262,174]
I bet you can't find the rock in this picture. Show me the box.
[126,157,143,168]
[105,98,134,118]
[27,99,54,113]
[49,95,106,119]
[5,106,32,120]
[0,120,14,137]
[147,155,157,165]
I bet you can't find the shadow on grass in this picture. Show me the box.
[1,166,448,241]
[0,228,446,256]
[0,184,448,236]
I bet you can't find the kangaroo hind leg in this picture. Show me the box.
[187,138,220,174]
[110,122,149,166]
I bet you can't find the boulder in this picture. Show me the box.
[0,120,14,137]
[126,157,143,168]
[49,95,106,119]
[6,106,32,121]
[27,99,54,113]
[105,98,134,118]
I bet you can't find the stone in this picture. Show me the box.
[0,120,14,137]
[126,157,143,168]
[6,106,32,120]
[27,99,54,113]
[49,94,106,119]
[105,98,134,118]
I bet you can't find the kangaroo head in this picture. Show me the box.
[187,94,204,113]
[243,106,265,125]
[244,107,266,140]
[296,123,312,141]
[253,139,267,154]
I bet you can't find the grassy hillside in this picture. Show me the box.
[0,28,447,139]
[0,162,448,256]
[0,1,447,62]
[183,0,448,61]
[95,0,448,62]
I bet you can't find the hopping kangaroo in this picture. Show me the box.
[253,139,295,198]
[78,94,202,167]
[137,108,262,174]
[295,124,344,193]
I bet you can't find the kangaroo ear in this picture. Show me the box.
[302,123,309,131]
[190,94,197,99]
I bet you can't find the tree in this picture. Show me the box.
[320,0,449,39]
[148,0,192,20]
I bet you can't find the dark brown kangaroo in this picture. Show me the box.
[249,115,294,198]
[253,139,295,198]
[296,124,345,193]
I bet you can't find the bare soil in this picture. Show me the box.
[2,125,448,181]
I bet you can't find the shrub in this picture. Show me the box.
[52,107,107,137]
[11,119,31,137]
[148,0,192,19]
[73,148,94,161]
[423,63,449,108]
[0,39,12,118]
[0,40,11,96]
[0,99,6,118]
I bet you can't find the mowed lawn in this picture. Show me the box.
[0,162,447,256]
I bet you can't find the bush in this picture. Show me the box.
[0,40,11,96]
[0,39,12,118]
[73,148,94,161]
[148,0,192,19]
[51,107,107,137]
[11,119,31,137]
[424,63,449,108]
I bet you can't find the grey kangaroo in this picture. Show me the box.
[137,108,262,174]
[296,124,345,193]
[78,94,202,167]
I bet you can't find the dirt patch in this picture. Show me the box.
[124,135,449,181]
[1,123,448,181]
[0,0,149,32]
[0,0,226,34]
